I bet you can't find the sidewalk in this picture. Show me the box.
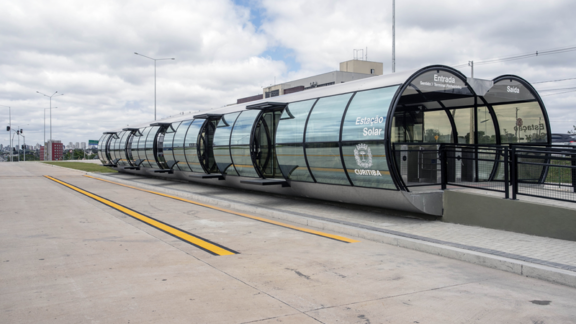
[86,171,576,288]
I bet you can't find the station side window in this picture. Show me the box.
[341,86,399,189]
[213,112,241,175]
[276,99,316,182]
[230,110,261,178]
[182,120,204,172]
[172,120,193,171]
[163,121,181,166]
[144,126,160,168]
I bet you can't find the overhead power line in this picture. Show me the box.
[537,87,576,92]
[540,89,576,97]
[532,77,576,84]
[452,45,576,68]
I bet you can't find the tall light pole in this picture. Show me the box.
[0,105,11,162]
[44,107,57,161]
[37,91,63,146]
[134,52,175,120]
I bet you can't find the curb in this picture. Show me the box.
[87,172,576,288]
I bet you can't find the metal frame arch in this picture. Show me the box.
[384,65,480,192]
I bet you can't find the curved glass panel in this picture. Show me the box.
[306,93,353,143]
[213,112,240,146]
[277,99,316,144]
[198,120,219,173]
[342,142,395,189]
[493,101,547,144]
[126,131,139,165]
[144,126,160,168]
[342,86,399,141]
[305,142,349,185]
[117,131,130,166]
[136,127,151,167]
[184,119,204,172]
[98,134,109,164]
[163,122,181,167]
[109,133,120,162]
[213,112,241,175]
[155,129,168,169]
[231,110,260,145]
[173,120,193,171]
[104,134,113,163]
[409,70,472,96]
[450,108,474,144]
[276,144,313,182]
[483,79,537,104]
[229,110,261,178]
[214,146,237,175]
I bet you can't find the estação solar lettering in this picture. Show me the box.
[356,116,385,137]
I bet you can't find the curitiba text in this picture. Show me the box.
[354,169,382,176]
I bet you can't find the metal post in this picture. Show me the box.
[468,61,474,78]
[17,129,20,162]
[23,135,25,162]
[511,147,518,200]
[503,147,509,199]
[0,105,11,162]
[441,146,447,190]
[154,60,157,121]
[570,149,576,192]
[392,0,395,73]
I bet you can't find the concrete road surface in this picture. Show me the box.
[1,162,575,323]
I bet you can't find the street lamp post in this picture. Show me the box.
[134,52,175,120]
[0,105,11,162]
[44,107,57,161]
[22,135,25,162]
[37,91,63,160]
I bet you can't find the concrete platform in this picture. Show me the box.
[2,162,576,323]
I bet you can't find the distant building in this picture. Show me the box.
[42,140,64,160]
[81,142,86,149]
[236,59,384,104]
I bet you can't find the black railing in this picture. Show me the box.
[439,144,576,203]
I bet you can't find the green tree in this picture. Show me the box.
[569,125,576,134]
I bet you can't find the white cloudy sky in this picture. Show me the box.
[1,0,575,147]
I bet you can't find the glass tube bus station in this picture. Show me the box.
[98,65,551,216]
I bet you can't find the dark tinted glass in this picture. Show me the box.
[117,131,130,166]
[305,142,349,185]
[306,93,353,143]
[276,99,316,144]
[342,86,398,141]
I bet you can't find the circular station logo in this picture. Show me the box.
[354,143,372,168]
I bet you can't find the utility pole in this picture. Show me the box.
[392,0,396,73]
[468,61,474,78]
[0,105,11,162]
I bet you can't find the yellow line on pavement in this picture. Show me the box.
[45,175,237,256]
[84,175,359,243]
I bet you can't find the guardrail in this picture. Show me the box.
[439,144,576,203]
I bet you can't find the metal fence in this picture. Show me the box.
[439,144,576,203]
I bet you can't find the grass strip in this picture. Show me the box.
[42,161,117,173]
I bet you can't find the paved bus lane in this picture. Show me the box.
[1,162,576,324]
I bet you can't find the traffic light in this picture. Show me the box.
[6,126,9,131]
[22,145,25,149]
[20,129,23,133]
[16,130,19,135]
